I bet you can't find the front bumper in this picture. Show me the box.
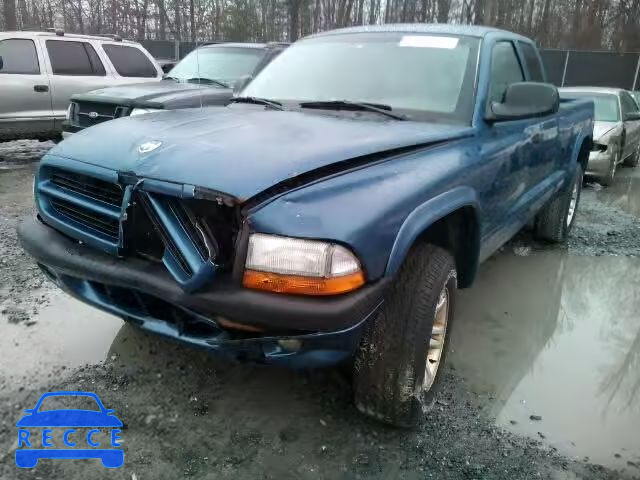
[587,149,614,177]
[18,216,388,368]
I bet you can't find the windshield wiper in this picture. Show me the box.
[230,96,284,111]
[299,100,407,120]
[185,77,230,88]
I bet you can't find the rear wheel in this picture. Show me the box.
[535,165,583,243]
[353,243,456,427]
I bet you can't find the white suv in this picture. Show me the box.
[0,30,163,141]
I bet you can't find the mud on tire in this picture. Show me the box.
[353,243,456,427]
[535,165,583,243]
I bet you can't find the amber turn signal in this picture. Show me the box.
[242,270,365,296]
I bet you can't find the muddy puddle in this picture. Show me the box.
[0,292,122,393]
[588,166,640,217]
[450,251,640,474]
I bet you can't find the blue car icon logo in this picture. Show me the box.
[15,391,123,468]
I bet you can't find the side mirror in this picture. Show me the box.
[233,75,253,95]
[487,82,559,122]
[0,56,4,71]
[624,111,640,122]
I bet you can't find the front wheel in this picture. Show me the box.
[535,164,583,243]
[600,150,619,186]
[624,144,640,167]
[353,243,456,427]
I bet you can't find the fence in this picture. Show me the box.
[540,50,640,90]
[140,39,640,91]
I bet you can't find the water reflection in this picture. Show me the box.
[450,251,640,472]
[594,167,640,217]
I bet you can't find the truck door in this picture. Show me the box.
[0,37,53,139]
[479,41,531,247]
[516,41,559,185]
[42,38,109,130]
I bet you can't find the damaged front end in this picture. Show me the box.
[36,158,240,292]
[22,154,386,368]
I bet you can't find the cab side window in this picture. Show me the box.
[518,41,544,82]
[0,39,40,74]
[488,41,524,103]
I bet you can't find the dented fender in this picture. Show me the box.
[385,187,481,276]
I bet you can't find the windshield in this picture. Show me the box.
[564,92,620,122]
[167,47,264,86]
[632,92,640,109]
[242,33,479,123]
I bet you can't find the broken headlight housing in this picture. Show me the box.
[242,233,365,295]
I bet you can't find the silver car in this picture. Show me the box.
[0,30,163,142]
[560,87,640,185]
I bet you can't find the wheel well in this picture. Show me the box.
[577,137,591,171]
[414,207,480,288]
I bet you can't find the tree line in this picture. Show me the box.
[1,0,639,51]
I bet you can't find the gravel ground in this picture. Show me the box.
[568,181,640,257]
[0,143,638,480]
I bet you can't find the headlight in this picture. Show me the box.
[243,233,365,295]
[130,108,163,117]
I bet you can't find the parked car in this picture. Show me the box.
[19,25,594,427]
[62,42,288,137]
[560,87,640,184]
[0,30,163,142]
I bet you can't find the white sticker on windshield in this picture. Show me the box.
[399,35,459,49]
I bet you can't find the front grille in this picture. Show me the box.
[73,101,128,128]
[51,170,124,207]
[38,167,238,291]
[138,193,194,276]
[50,197,120,240]
[167,199,212,260]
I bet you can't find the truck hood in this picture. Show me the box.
[72,81,233,109]
[50,108,473,200]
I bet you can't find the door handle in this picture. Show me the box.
[33,85,49,93]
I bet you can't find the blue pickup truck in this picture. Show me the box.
[18,24,593,427]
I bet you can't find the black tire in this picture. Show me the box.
[624,144,639,167]
[535,165,583,243]
[353,243,457,427]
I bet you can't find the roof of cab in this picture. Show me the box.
[308,23,532,41]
